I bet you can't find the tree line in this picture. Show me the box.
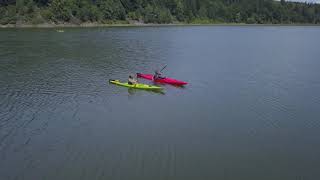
[1,0,320,25]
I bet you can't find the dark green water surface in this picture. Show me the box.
[1,26,320,180]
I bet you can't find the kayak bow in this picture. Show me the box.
[137,73,188,86]
[109,79,163,90]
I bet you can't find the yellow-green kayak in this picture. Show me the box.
[109,80,163,90]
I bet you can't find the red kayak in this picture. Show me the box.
[137,73,188,86]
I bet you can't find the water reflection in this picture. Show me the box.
[127,88,165,96]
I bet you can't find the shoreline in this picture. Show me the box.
[1,22,320,28]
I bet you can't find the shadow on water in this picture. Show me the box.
[152,82,187,89]
[127,88,165,95]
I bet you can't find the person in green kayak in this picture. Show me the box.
[128,75,138,85]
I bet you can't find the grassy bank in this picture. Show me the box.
[2,22,320,29]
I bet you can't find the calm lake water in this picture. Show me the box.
[1,26,320,180]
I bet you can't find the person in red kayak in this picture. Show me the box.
[153,70,164,80]
[128,75,138,85]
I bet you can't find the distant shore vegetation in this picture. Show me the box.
[1,0,320,26]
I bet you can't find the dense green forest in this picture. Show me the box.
[1,0,320,25]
